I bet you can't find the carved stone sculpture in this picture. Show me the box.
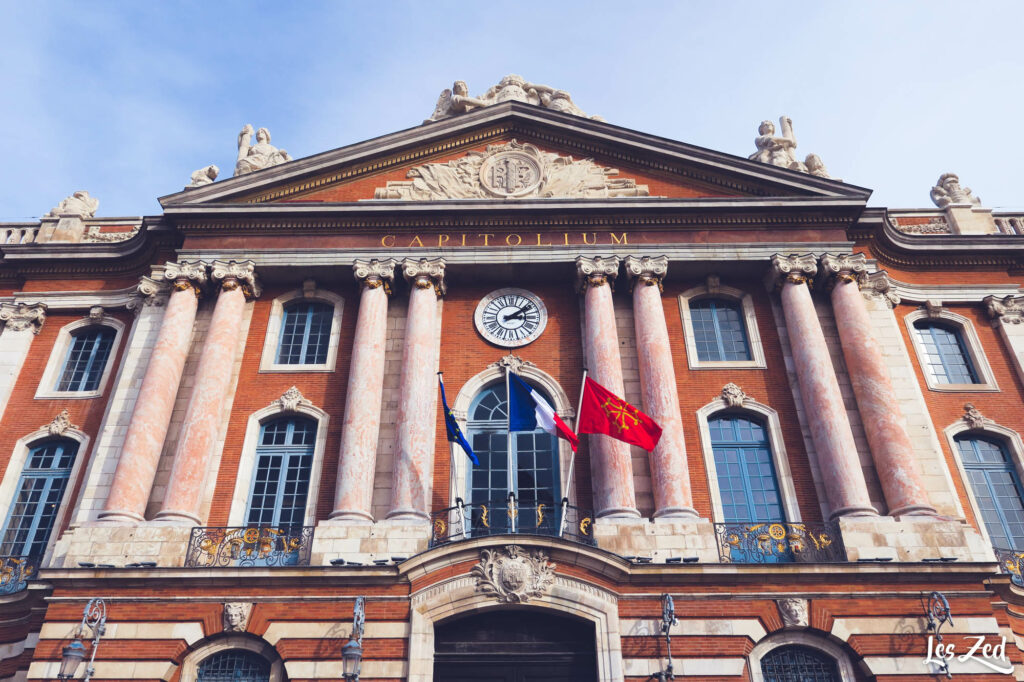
[861,271,900,308]
[923,300,943,319]
[427,75,602,122]
[88,307,105,324]
[749,117,803,171]
[45,191,99,218]
[222,602,252,632]
[0,302,47,334]
[353,258,398,293]
[211,260,261,299]
[624,255,668,292]
[44,410,78,436]
[962,403,989,430]
[575,255,620,293]
[985,295,1024,325]
[276,386,309,412]
[234,125,292,177]
[931,173,981,208]
[488,354,537,375]
[374,140,648,201]
[776,598,809,627]
[402,257,447,297]
[764,254,817,291]
[186,165,219,189]
[804,153,836,180]
[471,545,556,603]
[720,383,748,408]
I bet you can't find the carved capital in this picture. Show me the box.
[128,275,169,312]
[276,386,311,412]
[402,258,446,297]
[211,260,261,300]
[43,409,79,436]
[860,271,901,308]
[985,295,1024,325]
[764,254,817,292]
[354,258,398,296]
[162,261,209,299]
[818,253,868,290]
[720,383,749,408]
[0,302,47,334]
[962,403,990,430]
[623,255,667,293]
[575,255,619,294]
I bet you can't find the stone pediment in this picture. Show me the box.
[372,140,649,201]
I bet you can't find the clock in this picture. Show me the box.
[474,288,548,348]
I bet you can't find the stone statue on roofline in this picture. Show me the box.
[748,116,835,179]
[45,191,99,218]
[186,164,219,189]
[234,124,292,176]
[930,172,981,208]
[426,75,605,123]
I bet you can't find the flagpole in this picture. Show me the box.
[439,371,464,538]
[505,365,515,534]
[560,367,588,538]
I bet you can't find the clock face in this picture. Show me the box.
[474,288,548,348]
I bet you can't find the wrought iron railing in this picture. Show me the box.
[0,555,39,594]
[714,521,845,564]
[184,526,314,567]
[994,547,1024,585]
[429,496,595,548]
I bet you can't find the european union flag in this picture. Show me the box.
[439,375,478,465]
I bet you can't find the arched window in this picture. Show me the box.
[57,327,115,392]
[689,298,751,362]
[709,415,784,523]
[913,321,979,385]
[276,302,333,365]
[197,650,270,682]
[246,417,316,528]
[466,383,559,535]
[0,439,78,557]
[955,435,1024,549]
[760,645,839,682]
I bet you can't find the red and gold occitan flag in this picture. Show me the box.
[576,377,662,451]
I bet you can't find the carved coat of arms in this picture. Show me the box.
[471,545,555,603]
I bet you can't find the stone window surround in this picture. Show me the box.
[258,287,344,373]
[177,634,285,682]
[678,283,767,370]
[35,316,126,400]
[695,396,802,524]
[904,308,999,392]
[227,400,330,528]
[747,631,858,682]
[943,419,1024,550]
[0,426,91,562]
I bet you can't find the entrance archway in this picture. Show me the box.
[433,610,597,681]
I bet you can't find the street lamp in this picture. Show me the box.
[342,596,365,681]
[58,598,106,682]
[650,593,677,681]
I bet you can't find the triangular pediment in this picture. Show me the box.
[160,102,870,208]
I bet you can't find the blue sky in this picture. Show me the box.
[1,1,1021,218]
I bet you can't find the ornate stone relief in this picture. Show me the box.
[891,216,952,235]
[984,295,1024,325]
[44,410,78,436]
[234,125,291,177]
[276,386,310,413]
[128,275,170,312]
[83,225,141,243]
[353,258,398,294]
[211,260,261,299]
[748,117,834,179]
[818,253,868,289]
[575,255,620,293]
[45,191,99,218]
[402,257,446,297]
[624,255,668,292]
[764,254,817,291]
[776,598,809,628]
[372,140,649,201]
[222,602,253,632]
[931,173,981,208]
[489,354,537,375]
[163,260,210,288]
[88,307,105,324]
[186,164,219,189]
[962,403,990,430]
[720,383,749,408]
[427,75,603,123]
[471,545,556,603]
[923,300,944,319]
[861,272,901,308]
[0,302,47,334]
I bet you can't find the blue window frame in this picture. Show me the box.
[197,650,270,682]
[956,435,1024,549]
[761,645,839,682]
[913,321,979,384]
[710,415,784,523]
[276,302,332,365]
[0,440,78,558]
[245,417,316,529]
[689,298,751,362]
[57,327,114,391]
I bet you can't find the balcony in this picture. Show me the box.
[714,521,846,564]
[429,496,596,549]
[0,555,39,594]
[994,547,1024,585]
[184,526,314,567]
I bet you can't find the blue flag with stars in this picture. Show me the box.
[439,375,478,465]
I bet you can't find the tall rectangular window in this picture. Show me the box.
[690,299,751,362]
[276,302,332,365]
[0,440,78,557]
[913,322,979,384]
[56,328,114,392]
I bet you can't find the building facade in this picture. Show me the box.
[3,78,1024,681]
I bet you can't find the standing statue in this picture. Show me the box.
[234,125,293,176]
[930,173,981,208]
[45,191,99,218]
[186,165,219,189]
[426,75,602,122]
[749,117,804,171]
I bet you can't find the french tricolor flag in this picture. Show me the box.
[507,371,579,452]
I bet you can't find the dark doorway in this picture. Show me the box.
[433,610,598,681]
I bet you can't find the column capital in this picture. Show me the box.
[623,255,667,293]
[765,253,817,291]
[401,257,446,297]
[861,271,901,308]
[128,275,169,312]
[575,255,620,293]
[211,259,261,300]
[354,258,398,295]
[985,295,1024,325]
[0,302,47,334]
[817,253,868,291]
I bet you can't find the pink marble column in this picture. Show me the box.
[768,254,877,520]
[99,262,208,523]
[576,256,640,518]
[624,256,699,520]
[331,259,398,522]
[154,260,259,525]
[387,258,445,522]
[822,254,935,517]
